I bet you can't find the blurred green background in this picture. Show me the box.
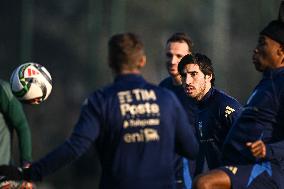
[0,0,280,188]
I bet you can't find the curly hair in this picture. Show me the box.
[178,53,215,86]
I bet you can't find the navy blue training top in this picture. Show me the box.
[160,77,242,176]
[223,68,284,167]
[191,87,242,175]
[28,74,199,189]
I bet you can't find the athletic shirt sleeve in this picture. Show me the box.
[223,71,284,164]
[28,92,102,181]
[218,94,242,131]
[0,80,32,164]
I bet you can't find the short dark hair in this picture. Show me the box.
[108,33,145,73]
[260,2,284,45]
[178,53,215,86]
[166,32,193,52]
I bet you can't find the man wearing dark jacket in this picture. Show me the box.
[178,53,242,176]
[0,33,199,189]
[159,32,196,189]
[193,2,284,189]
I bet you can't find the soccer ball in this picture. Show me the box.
[10,63,52,104]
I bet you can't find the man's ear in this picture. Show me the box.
[206,74,212,82]
[278,45,284,64]
[137,55,146,69]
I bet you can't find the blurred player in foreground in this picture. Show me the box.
[0,32,199,189]
[0,79,34,189]
[193,2,284,189]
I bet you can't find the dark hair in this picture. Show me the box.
[108,33,145,73]
[260,2,284,45]
[166,32,193,52]
[178,53,215,86]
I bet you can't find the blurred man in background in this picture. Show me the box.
[160,32,193,93]
[0,32,199,189]
[193,2,284,189]
[159,32,195,189]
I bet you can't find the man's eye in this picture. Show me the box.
[166,53,173,58]
[258,40,264,45]
[258,38,265,46]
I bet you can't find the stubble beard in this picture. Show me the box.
[193,82,207,101]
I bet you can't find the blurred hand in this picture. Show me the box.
[0,180,35,189]
[246,140,266,159]
[22,162,31,169]
[21,163,36,189]
[0,165,35,189]
[0,165,23,182]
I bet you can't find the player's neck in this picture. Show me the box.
[118,69,141,75]
[171,75,182,86]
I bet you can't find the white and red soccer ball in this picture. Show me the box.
[10,63,52,104]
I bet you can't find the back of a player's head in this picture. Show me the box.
[260,1,284,46]
[166,32,193,52]
[178,53,215,86]
[108,33,145,73]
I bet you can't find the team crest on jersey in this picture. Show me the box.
[225,166,238,174]
[225,106,235,117]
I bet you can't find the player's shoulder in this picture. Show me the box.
[87,77,179,104]
[88,84,113,101]
[88,80,174,98]
[273,67,284,78]
[273,69,284,88]
[213,88,238,102]
[213,88,241,108]
[148,81,176,95]
[136,80,177,101]
[159,76,172,87]
[0,79,14,100]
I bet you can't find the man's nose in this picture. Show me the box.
[170,57,178,65]
[185,75,192,85]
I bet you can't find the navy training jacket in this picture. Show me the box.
[29,74,199,189]
[223,68,284,167]
[160,77,242,187]
[189,88,242,175]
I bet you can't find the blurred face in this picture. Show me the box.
[252,35,282,72]
[165,41,190,76]
[181,64,212,101]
